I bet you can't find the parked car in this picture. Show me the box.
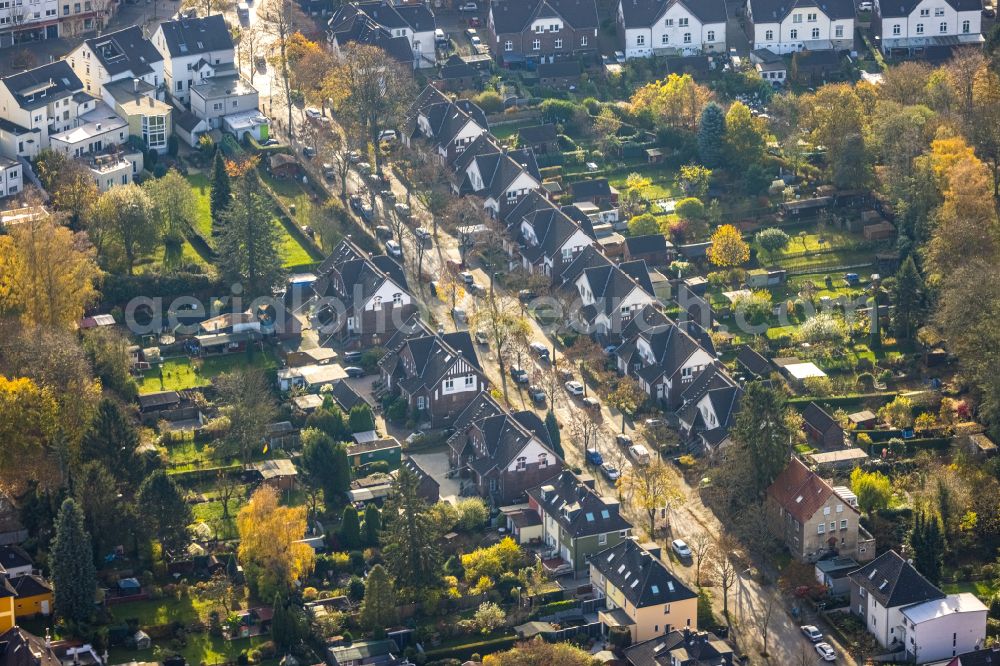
[614,51,626,63]
[615,433,633,447]
[359,203,373,221]
[814,643,836,662]
[385,240,402,258]
[586,448,604,466]
[452,307,467,323]
[465,27,477,38]
[558,367,574,381]
[378,129,398,142]
[564,380,584,396]
[344,366,366,378]
[405,430,425,445]
[302,146,316,158]
[460,271,475,285]
[343,351,363,363]
[380,189,396,202]
[511,367,530,384]
[349,194,363,213]
[321,163,334,180]
[304,107,323,120]
[800,625,823,642]
[582,396,599,410]
[347,150,362,163]
[628,444,651,465]
[434,28,449,46]
[394,203,411,218]
[470,34,481,46]
[529,342,549,360]
[429,281,438,297]
[600,462,620,481]
[458,1,477,11]
[356,161,372,175]
[375,225,393,240]
[671,539,692,560]
[518,289,536,301]
[857,0,872,9]
[528,385,546,404]
[643,418,665,429]
[414,227,431,241]
[603,344,618,355]
[475,330,489,345]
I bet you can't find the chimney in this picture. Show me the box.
[133,77,139,92]
[96,122,102,130]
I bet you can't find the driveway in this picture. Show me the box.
[408,448,463,504]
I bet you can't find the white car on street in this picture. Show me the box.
[815,642,836,661]
[671,539,692,559]
[564,380,584,396]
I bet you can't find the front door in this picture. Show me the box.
[46,25,58,39]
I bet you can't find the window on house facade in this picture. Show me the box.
[598,533,607,545]
[790,29,798,38]
[142,114,165,150]
[939,21,947,32]
[707,30,715,40]
[835,25,843,37]
[893,23,901,34]
[916,22,924,33]
[534,24,544,32]
[807,12,817,20]
[662,34,669,44]
[962,19,970,32]
[393,292,403,305]
[841,519,848,530]
[920,8,929,15]
[444,378,454,390]
[678,17,688,26]
[934,6,944,14]
[636,34,645,45]
[516,456,527,470]
[817,523,825,534]
[683,32,691,42]
[793,12,802,22]
[665,17,674,25]
[464,375,474,387]
[504,40,512,51]
[539,453,548,468]
[765,29,774,39]
[372,295,382,309]
[811,27,819,38]
[532,39,540,49]
[549,23,559,31]
[581,35,587,45]
[416,395,426,410]
[555,38,562,48]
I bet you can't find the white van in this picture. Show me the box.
[434,28,448,46]
[237,2,249,19]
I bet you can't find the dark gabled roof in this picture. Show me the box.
[619,0,727,28]
[527,471,632,538]
[503,187,552,228]
[570,178,613,199]
[407,84,450,125]
[802,402,841,435]
[490,0,599,33]
[517,123,557,144]
[330,379,366,412]
[624,233,669,257]
[157,14,234,58]
[439,54,478,80]
[559,244,610,286]
[85,26,163,78]
[468,410,560,475]
[317,238,367,276]
[878,0,979,17]
[9,574,51,598]
[619,259,655,295]
[591,539,697,608]
[397,332,483,394]
[511,410,551,447]
[0,627,60,666]
[579,260,655,318]
[329,13,416,64]
[0,545,31,572]
[749,0,854,22]
[952,647,1000,666]
[848,549,945,609]
[559,204,597,238]
[137,390,181,410]
[518,204,591,265]
[736,344,770,377]
[448,390,505,445]
[537,60,581,78]
[314,239,410,312]
[624,630,734,666]
[329,1,435,33]
[1,61,82,111]
[401,455,438,490]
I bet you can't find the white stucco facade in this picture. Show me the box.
[748,2,854,53]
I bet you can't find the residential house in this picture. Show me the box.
[570,177,619,207]
[815,557,860,596]
[435,54,481,92]
[189,72,259,130]
[623,233,673,266]
[802,402,845,449]
[400,456,439,502]
[407,85,489,165]
[510,191,596,280]
[590,539,698,643]
[568,253,658,339]
[0,0,112,49]
[346,436,402,470]
[0,157,21,199]
[379,330,487,427]
[327,639,401,666]
[327,1,436,69]
[9,575,51,618]
[751,47,788,84]
[790,48,844,83]
[850,550,988,663]
[47,101,144,191]
[0,627,60,666]
[0,546,32,578]
[67,26,165,98]
[616,0,727,59]
[329,379,370,413]
[874,0,982,56]
[152,14,236,105]
[0,61,96,160]
[447,397,563,505]
[517,123,557,153]
[616,304,716,407]
[450,134,541,218]
[746,0,855,54]
[676,364,742,454]
[526,470,633,574]
[624,628,735,665]
[313,238,418,348]
[767,457,874,562]
[487,0,600,67]
[102,79,173,154]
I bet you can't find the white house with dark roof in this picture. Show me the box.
[873,0,982,55]
[67,26,165,98]
[746,0,855,53]
[511,193,596,279]
[568,253,657,339]
[152,14,235,105]
[327,1,437,68]
[616,0,728,58]
[409,87,490,164]
[849,550,987,663]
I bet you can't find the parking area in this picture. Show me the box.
[407,449,463,503]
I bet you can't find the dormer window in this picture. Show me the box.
[516,456,527,470]
[393,292,403,305]
[372,295,383,309]
[538,453,548,468]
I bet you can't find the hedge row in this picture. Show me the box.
[535,599,579,616]
[788,393,897,408]
[421,635,518,662]
[245,134,292,155]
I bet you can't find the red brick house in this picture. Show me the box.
[487,0,599,68]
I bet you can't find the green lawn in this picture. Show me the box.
[259,172,323,268]
[185,173,215,242]
[942,580,998,601]
[277,219,315,268]
[108,633,275,666]
[138,351,278,394]
[608,165,678,201]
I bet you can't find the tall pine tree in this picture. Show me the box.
[911,511,945,585]
[698,103,726,168]
[51,498,97,624]
[544,410,563,459]
[217,165,285,299]
[137,470,192,555]
[892,255,925,340]
[338,506,362,550]
[360,564,397,636]
[364,504,381,547]
[79,398,143,490]
[209,149,231,225]
[382,465,441,598]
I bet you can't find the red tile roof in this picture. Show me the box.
[767,457,857,523]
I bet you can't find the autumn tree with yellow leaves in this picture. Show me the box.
[237,486,315,599]
[707,224,750,268]
[630,73,712,131]
[0,376,58,491]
